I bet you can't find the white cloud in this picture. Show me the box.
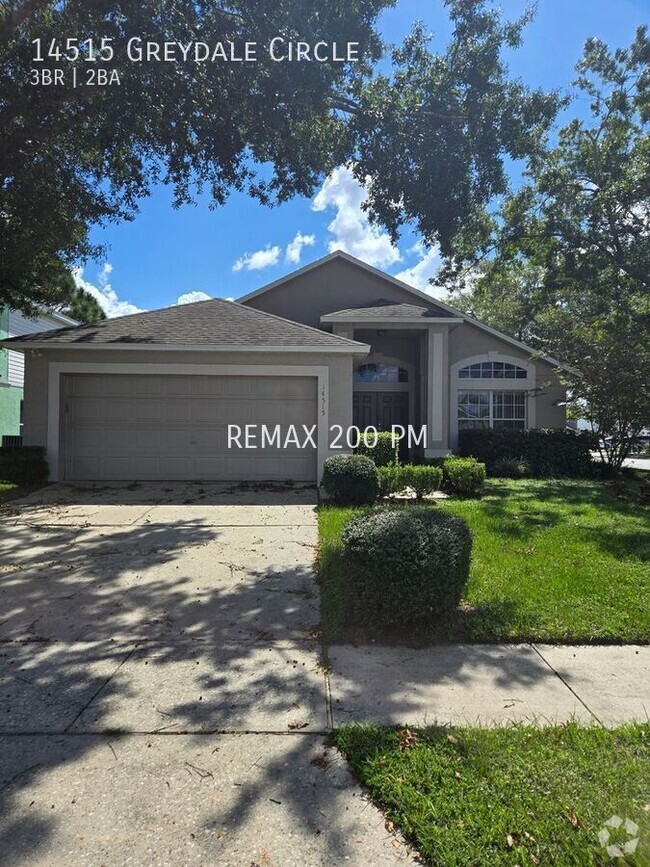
[285,231,316,264]
[176,291,211,305]
[312,166,401,268]
[394,243,444,295]
[73,263,144,318]
[232,245,281,273]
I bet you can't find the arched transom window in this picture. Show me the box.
[458,361,527,380]
[355,362,408,383]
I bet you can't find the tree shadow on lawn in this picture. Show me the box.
[469,478,647,554]
[484,477,643,513]
[0,484,574,863]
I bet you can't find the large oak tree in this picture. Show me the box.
[443,28,650,467]
[1,0,559,315]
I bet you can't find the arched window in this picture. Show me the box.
[458,361,527,380]
[354,362,409,383]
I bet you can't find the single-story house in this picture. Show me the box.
[0,305,78,443]
[2,251,567,483]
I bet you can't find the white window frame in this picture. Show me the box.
[450,353,536,449]
[457,360,528,380]
[458,389,527,430]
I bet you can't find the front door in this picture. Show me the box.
[353,392,410,459]
[353,392,410,433]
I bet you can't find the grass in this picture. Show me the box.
[318,478,650,643]
[333,722,649,866]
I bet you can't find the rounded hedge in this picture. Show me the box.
[342,506,472,627]
[321,454,380,505]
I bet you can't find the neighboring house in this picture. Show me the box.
[2,251,568,483]
[0,306,78,443]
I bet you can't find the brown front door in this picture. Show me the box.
[353,392,409,431]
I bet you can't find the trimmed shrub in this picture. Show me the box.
[458,428,594,478]
[0,446,48,485]
[443,456,486,497]
[321,454,379,505]
[378,463,404,497]
[356,430,399,467]
[400,464,443,500]
[342,506,472,627]
[491,457,531,478]
[378,464,443,499]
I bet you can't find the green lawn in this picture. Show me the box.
[333,722,649,866]
[318,478,650,643]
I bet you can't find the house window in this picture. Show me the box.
[458,391,526,430]
[458,361,527,380]
[354,362,408,383]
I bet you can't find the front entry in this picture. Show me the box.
[353,391,409,432]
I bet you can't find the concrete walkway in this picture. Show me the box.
[328,643,649,728]
[0,483,647,865]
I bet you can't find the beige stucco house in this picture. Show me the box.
[3,251,566,483]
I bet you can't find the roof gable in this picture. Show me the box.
[242,251,571,370]
[241,251,451,317]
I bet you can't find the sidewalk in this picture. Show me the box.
[327,643,649,727]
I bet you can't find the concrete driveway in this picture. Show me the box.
[0,483,414,866]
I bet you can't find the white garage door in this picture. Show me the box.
[61,373,318,482]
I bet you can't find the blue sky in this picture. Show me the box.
[77,0,648,316]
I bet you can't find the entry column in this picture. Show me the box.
[426,326,450,458]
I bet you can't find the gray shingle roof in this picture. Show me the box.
[323,299,455,319]
[4,298,367,349]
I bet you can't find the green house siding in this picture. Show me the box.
[0,307,22,438]
[0,385,22,437]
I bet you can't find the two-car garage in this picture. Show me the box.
[60,372,319,482]
[5,295,369,484]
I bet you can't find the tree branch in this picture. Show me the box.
[0,0,52,47]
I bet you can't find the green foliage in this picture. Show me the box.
[378,463,404,496]
[320,478,650,643]
[443,260,548,344]
[341,506,472,627]
[333,723,650,867]
[321,454,379,506]
[356,430,399,467]
[0,446,48,485]
[446,29,650,468]
[400,465,443,500]
[458,429,594,477]
[0,0,389,312]
[491,456,531,478]
[442,456,486,496]
[351,3,560,256]
[0,1,559,313]
[378,464,443,498]
[58,285,106,324]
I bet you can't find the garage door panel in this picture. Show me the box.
[283,402,318,424]
[62,373,318,482]
[134,403,163,422]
